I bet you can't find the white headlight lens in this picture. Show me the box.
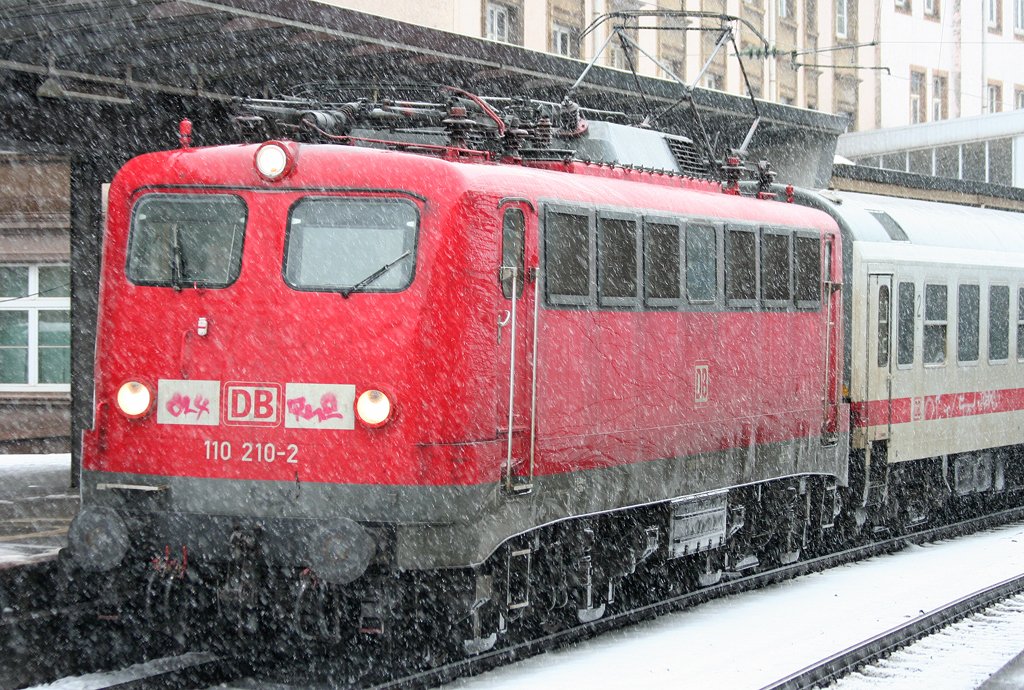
[356,389,392,426]
[116,381,152,418]
[255,143,289,179]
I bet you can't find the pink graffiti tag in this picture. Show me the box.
[166,392,211,419]
[287,393,345,423]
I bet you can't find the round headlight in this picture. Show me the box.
[116,380,153,418]
[255,141,291,180]
[356,389,392,427]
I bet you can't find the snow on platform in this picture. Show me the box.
[0,454,77,566]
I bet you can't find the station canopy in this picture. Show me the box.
[0,0,847,186]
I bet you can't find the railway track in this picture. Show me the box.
[762,576,1024,690]
[9,506,1024,690]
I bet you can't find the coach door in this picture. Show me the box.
[866,272,894,441]
[496,201,538,494]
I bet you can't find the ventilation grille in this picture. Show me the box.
[665,136,708,177]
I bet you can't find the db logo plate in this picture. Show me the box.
[223,382,282,426]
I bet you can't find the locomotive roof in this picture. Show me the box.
[820,190,1024,255]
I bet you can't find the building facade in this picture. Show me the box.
[319,1,1024,133]
[0,155,72,452]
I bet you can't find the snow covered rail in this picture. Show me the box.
[761,573,1024,690]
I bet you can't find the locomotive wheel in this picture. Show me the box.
[695,552,723,587]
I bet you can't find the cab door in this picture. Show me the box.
[866,272,894,441]
[496,200,538,494]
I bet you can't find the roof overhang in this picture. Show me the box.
[0,0,847,185]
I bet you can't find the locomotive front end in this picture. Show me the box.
[71,141,488,597]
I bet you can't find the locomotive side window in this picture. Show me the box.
[284,198,418,294]
[923,283,948,365]
[598,215,640,307]
[760,230,792,305]
[877,285,891,368]
[897,281,916,367]
[501,208,525,299]
[794,235,821,308]
[957,283,980,364]
[643,220,682,305]
[545,210,593,306]
[685,224,717,303]
[127,194,246,289]
[725,227,757,306]
[989,285,1010,362]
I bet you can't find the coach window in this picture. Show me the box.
[725,227,757,307]
[989,285,1010,362]
[794,234,821,309]
[643,219,682,307]
[501,208,525,299]
[923,283,948,365]
[284,198,418,294]
[1018,288,1024,361]
[598,214,640,307]
[545,209,593,306]
[686,223,717,304]
[957,284,980,364]
[127,194,246,288]
[760,228,792,306]
[877,285,891,368]
[897,282,916,367]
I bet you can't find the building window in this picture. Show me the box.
[924,283,948,365]
[780,0,792,19]
[910,70,926,124]
[836,0,848,37]
[1016,88,1024,109]
[987,82,1003,113]
[1015,0,1024,31]
[703,72,724,91]
[988,0,1002,30]
[552,23,574,57]
[895,0,911,11]
[932,74,948,120]
[924,0,939,16]
[487,2,511,43]
[0,264,71,390]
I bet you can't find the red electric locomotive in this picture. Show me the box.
[69,92,847,647]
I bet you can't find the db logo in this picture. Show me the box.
[694,364,710,404]
[223,382,282,426]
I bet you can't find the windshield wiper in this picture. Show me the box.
[340,250,412,298]
[171,223,185,292]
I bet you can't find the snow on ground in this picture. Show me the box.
[451,522,1024,690]
[24,652,218,690]
[0,453,72,474]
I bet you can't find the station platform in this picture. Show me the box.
[0,454,78,567]
[981,648,1024,689]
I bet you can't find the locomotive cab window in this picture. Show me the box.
[501,208,525,299]
[924,283,948,365]
[598,214,640,307]
[760,229,792,306]
[284,198,418,294]
[725,227,757,307]
[127,194,246,288]
[643,219,682,307]
[794,234,821,309]
[545,208,594,306]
